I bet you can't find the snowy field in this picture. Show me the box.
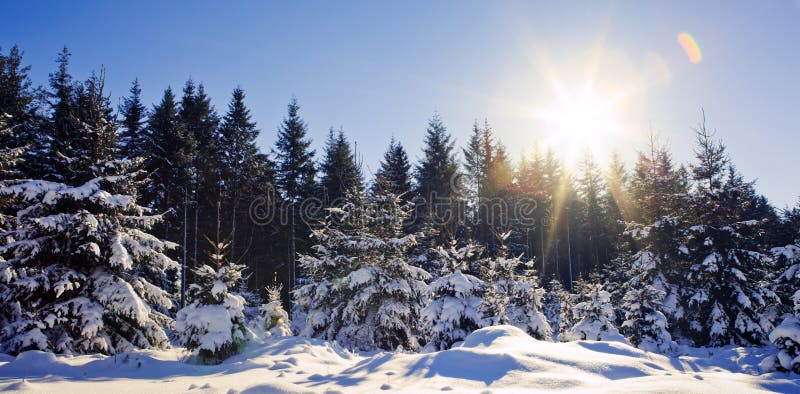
[1,326,798,393]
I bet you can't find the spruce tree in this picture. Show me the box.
[682,115,776,346]
[320,128,363,206]
[145,88,196,240]
[620,251,676,352]
[0,109,178,354]
[275,98,317,289]
[174,238,247,364]
[461,120,513,254]
[559,281,623,342]
[372,137,412,202]
[422,242,485,350]
[296,192,430,351]
[261,284,290,337]
[217,87,264,262]
[479,234,551,339]
[275,98,316,203]
[0,45,46,181]
[180,80,221,271]
[543,278,570,339]
[414,114,461,242]
[118,79,148,160]
[0,114,25,231]
[762,243,800,373]
[575,149,611,274]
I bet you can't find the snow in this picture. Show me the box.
[0,325,797,393]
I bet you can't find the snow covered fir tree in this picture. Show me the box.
[261,283,290,337]
[422,241,485,350]
[559,280,623,342]
[174,238,247,364]
[295,192,430,351]
[0,61,178,354]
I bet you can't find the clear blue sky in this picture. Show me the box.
[2,1,798,207]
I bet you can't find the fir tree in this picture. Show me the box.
[414,114,461,242]
[261,284,290,337]
[559,281,623,342]
[620,251,676,352]
[320,128,363,206]
[296,192,430,351]
[0,45,46,181]
[543,278,570,338]
[217,87,264,262]
[275,98,316,203]
[372,137,412,202]
[762,243,800,373]
[118,79,148,160]
[682,115,776,346]
[145,88,196,241]
[0,155,178,354]
[174,238,247,364]
[179,80,220,271]
[479,234,552,339]
[422,242,485,350]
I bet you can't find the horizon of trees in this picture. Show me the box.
[1,45,798,299]
[2,45,800,364]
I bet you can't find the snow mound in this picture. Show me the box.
[1,326,798,393]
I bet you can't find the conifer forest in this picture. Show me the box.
[1,2,800,392]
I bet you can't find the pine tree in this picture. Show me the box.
[479,234,551,339]
[174,238,247,364]
[0,45,46,181]
[217,87,264,262]
[372,137,412,202]
[575,149,611,274]
[275,98,317,289]
[462,121,488,208]
[296,192,430,351]
[461,120,513,254]
[261,284,290,337]
[414,114,461,242]
[145,88,196,241]
[118,79,148,160]
[761,243,800,373]
[275,98,316,203]
[682,115,776,346]
[320,128,363,206]
[422,242,485,350]
[180,80,221,272]
[0,114,25,184]
[543,278,570,338]
[620,251,676,352]
[559,281,623,342]
[0,151,178,354]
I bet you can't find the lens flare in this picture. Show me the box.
[677,32,702,64]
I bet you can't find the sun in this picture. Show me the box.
[535,81,623,163]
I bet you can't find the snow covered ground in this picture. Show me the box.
[0,326,798,393]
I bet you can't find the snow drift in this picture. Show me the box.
[1,325,798,393]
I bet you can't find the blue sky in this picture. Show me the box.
[2,1,799,207]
